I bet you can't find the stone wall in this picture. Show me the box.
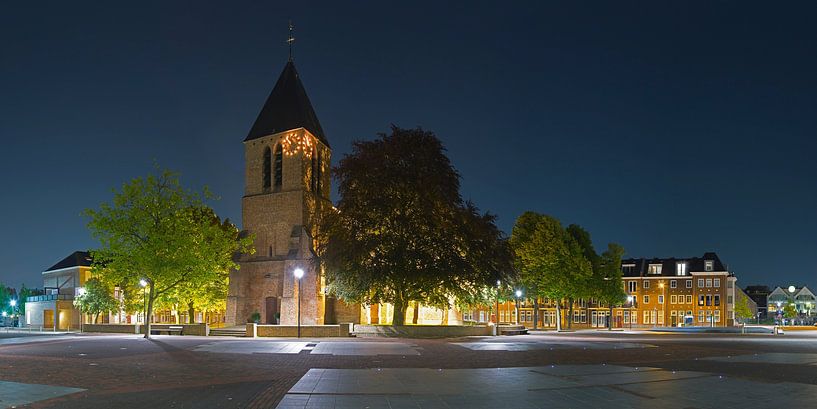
[82,324,141,334]
[352,325,493,338]
[250,323,352,337]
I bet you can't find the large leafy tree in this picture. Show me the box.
[734,295,753,323]
[320,126,512,325]
[85,168,253,338]
[596,243,626,329]
[511,212,591,331]
[74,278,118,324]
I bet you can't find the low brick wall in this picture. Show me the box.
[353,324,493,338]
[250,323,352,337]
[82,323,209,336]
[82,324,142,334]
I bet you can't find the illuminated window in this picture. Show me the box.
[671,295,677,304]
[704,260,714,271]
[658,295,664,304]
[644,281,650,289]
[676,262,687,276]
[670,280,677,289]
[262,147,272,189]
[648,264,662,274]
[686,295,692,304]
[714,278,720,288]
[628,281,637,293]
[643,295,650,304]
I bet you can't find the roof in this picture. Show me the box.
[245,61,328,147]
[45,251,92,272]
[621,252,729,278]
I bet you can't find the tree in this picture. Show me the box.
[85,168,253,338]
[596,243,626,330]
[734,295,753,323]
[510,212,591,331]
[783,303,798,321]
[74,278,118,324]
[319,126,512,325]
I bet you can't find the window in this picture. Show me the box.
[262,147,272,189]
[704,260,714,271]
[628,281,637,293]
[698,279,704,288]
[705,295,712,306]
[714,278,720,288]
[648,264,663,274]
[657,312,664,325]
[670,280,677,289]
[706,279,712,288]
[727,280,733,288]
[671,295,677,304]
[274,145,283,188]
[676,262,687,276]
[686,295,692,304]
[622,264,635,275]
[714,295,720,306]
[698,310,705,323]
[644,281,650,289]
[727,295,733,304]
[644,311,650,324]
[643,295,650,304]
[686,280,692,288]
[698,295,705,306]
[714,310,721,322]
[658,295,664,304]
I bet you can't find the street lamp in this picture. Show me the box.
[626,296,634,329]
[140,279,148,325]
[495,280,501,326]
[294,268,304,338]
[514,289,522,325]
[658,282,665,327]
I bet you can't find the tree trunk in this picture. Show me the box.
[412,301,419,324]
[568,299,574,329]
[144,283,155,339]
[555,302,562,332]
[533,298,539,330]
[92,312,99,324]
[392,295,407,326]
[188,301,196,324]
[441,305,449,325]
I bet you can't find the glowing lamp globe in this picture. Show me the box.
[294,268,304,279]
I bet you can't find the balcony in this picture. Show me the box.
[26,294,74,302]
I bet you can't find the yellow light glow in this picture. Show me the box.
[281,132,315,158]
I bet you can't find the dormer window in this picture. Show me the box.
[704,260,714,272]
[648,264,663,274]
[676,262,687,276]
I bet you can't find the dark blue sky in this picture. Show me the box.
[2,2,815,289]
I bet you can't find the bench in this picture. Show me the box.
[150,326,184,336]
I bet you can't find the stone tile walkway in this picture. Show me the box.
[310,342,421,356]
[702,352,817,365]
[194,341,309,354]
[276,365,817,408]
[0,380,84,408]
[452,341,650,351]
[193,340,422,356]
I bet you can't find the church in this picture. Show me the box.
[225,56,359,326]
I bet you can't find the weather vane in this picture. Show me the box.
[287,21,295,61]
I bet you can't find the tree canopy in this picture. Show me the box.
[85,168,253,338]
[73,277,118,324]
[319,126,512,325]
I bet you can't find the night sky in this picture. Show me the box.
[2,2,815,289]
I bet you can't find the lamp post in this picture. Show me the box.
[294,268,304,338]
[9,300,17,328]
[139,279,148,325]
[514,290,522,325]
[495,280,500,325]
[659,282,665,327]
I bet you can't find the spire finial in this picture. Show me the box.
[287,21,295,62]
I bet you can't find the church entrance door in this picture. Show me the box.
[265,297,279,324]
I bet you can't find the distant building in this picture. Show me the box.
[24,251,92,330]
[767,286,816,323]
[744,285,770,319]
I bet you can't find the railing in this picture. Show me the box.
[25,294,74,302]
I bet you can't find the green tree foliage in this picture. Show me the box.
[319,126,512,325]
[0,284,11,317]
[85,168,254,338]
[596,243,626,329]
[73,278,118,324]
[783,303,798,319]
[734,295,753,322]
[510,212,591,331]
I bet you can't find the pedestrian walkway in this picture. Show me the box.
[276,364,817,408]
[0,380,84,408]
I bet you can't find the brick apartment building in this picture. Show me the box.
[479,252,737,329]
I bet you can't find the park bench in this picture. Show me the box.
[150,326,184,336]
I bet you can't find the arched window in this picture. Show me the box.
[262,147,271,190]
[274,144,283,189]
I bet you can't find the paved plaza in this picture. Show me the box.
[0,330,816,408]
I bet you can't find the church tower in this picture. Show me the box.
[226,58,332,326]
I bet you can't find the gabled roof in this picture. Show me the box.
[45,251,92,272]
[621,252,728,278]
[245,61,328,147]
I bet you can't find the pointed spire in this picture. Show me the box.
[287,21,295,62]
[245,61,328,146]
